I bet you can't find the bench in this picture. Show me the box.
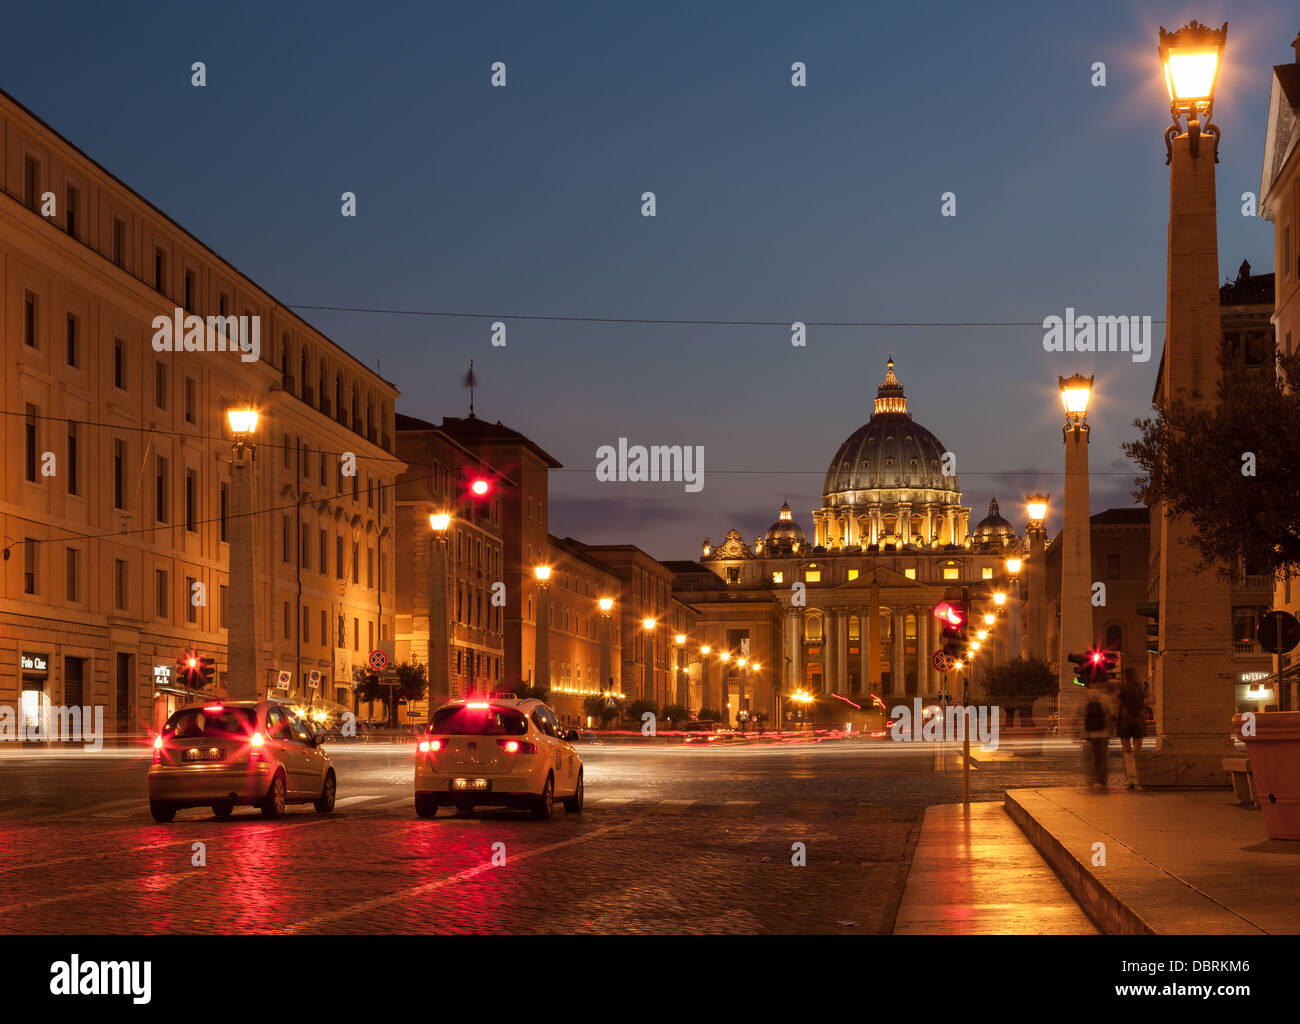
[1223,757,1259,808]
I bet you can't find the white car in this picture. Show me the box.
[415,697,583,819]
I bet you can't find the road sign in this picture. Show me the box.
[932,650,955,673]
[1258,611,1300,655]
[368,649,388,672]
[603,696,617,710]
[277,670,292,686]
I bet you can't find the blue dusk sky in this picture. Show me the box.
[2,1,1290,559]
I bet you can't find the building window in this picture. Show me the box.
[336,536,344,579]
[112,217,125,268]
[352,542,360,583]
[302,606,310,644]
[114,439,126,509]
[65,185,79,238]
[847,569,859,581]
[805,569,821,583]
[156,569,168,618]
[284,602,292,640]
[220,483,229,542]
[301,524,311,570]
[65,313,79,367]
[353,618,360,651]
[23,155,40,209]
[220,585,228,628]
[904,568,917,580]
[66,421,78,496]
[943,566,959,581]
[184,377,196,424]
[155,361,168,409]
[25,405,38,482]
[24,292,37,348]
[114,339,126,389]
[114,559,128,610]
[65,547,79,602]
[185,470,197,532]
[23,538,37,595]
[726,567,740,584]
[1107,553,1122,578]
[154,246,166,293]
[282,517,291,563]
[982,567,994,580]
[1105,623,1122,651]
[185,576,197,623]
[184,269,195,311]
[155,456,169,523]
[320,529,328,574]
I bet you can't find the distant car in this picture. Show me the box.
[414,698,584,820]
[680,721,713,733]
[148,700,336,822]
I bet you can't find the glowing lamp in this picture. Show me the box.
[534,565,551,582]
[598,598,613,612]
[993,591,1007,607]
[700,645,712,656]
[642,618,655,631]
[1159,21,1226,118]
[470,478,490,497]
[1059,374,1093,420]
[1005,557,1022,575]
[1026,494,1049,523]
[226,407,258,437]
[429,512,450,532]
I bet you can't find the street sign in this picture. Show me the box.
[368,649,388,672]
[603,696,617,710]
[932,650,955,673]
[277,670,292,687]
[1258,611,1300,655]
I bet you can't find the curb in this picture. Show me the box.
[1003,789,1155,935]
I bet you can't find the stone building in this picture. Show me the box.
[0,87,400,735]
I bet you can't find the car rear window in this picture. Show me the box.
[165,707,256,739]
[431,705,528,736]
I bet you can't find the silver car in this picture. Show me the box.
[148,700,336,822]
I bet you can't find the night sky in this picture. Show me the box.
[4,1,1287,559]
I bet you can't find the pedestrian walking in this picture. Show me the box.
[1116,670,1147,790]
[1080,678,1115,789]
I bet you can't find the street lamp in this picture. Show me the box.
[642,618,656,704]
[674,633,687,708]
[1058,376,1094,729]
[1159,20,1226,160]
[427,511,452,706]
[535,566,552,693]
[226,405,260,699]
[1004,556,1022,578]
[598,597,614,695]
[1025,494,1049,662]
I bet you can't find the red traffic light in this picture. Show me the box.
[933,601,964,627]
[470,478,490,497]
[1091,651,1103,664]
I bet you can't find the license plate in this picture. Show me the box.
[451,778,489,791]
[184,747,222,761]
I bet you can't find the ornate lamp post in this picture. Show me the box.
[598,597,614,693]
[428,512,451,705]
[719,650,731,725]
[1025,494,1049,662]
[534,565,551,693]
[642,617,656,704]
[1058,375,1094,732]
[226,406,260,699]
[674,634,688,708]
[1150,20,1235,783]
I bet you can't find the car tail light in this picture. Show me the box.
[418,738,443,754]
[152,735,162,765]
[498,739,536,754]
[203,703,224,713]
[249,731,266,763]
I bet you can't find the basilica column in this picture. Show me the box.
[835,609,848,693]
[822,609,835,695]
[915,606,929,696]
[899,503,912,546]
[945,508,956,545]
[923,505,934,546]
[891,609,905,696]
[867,582,881,697]
[789,610,802,697]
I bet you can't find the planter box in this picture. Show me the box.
[1233,711,1300,840]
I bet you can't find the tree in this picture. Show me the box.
[1123,351,1300,582]
[697,706,724,724]
[660,703,692,727]
[352,661,427,726]
[512,682,549,703]
[982,657,1055,725]
[582,695,618,726]
[625,699,658,726]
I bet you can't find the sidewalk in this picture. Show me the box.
[1006,787,1299,934]
[893,802,1097,934]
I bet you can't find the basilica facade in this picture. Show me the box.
[671,359,1021,723]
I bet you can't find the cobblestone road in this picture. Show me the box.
[0,740,1080,933]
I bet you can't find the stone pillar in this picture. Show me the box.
[790,610,802,694]
[916,606,930,696]
[429,535,450,704]
[868,583,881,696]
[1148,128,1236,785]
[891,609,905,696]
[536,583,551,691]
[945,508,956,545]
[899,503,912,545]
[835,609,848,693]
[823,609,835,694]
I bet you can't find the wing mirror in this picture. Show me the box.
[564,729,580,742]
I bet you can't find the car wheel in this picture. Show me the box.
[314,771,336,813]
[532,773,555,820]
[563,769,584,813]
[260,771,287,819]
[211,801,234,818]
[149,800,176,823]
[415,792,439,818]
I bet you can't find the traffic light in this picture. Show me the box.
[1098,650,1120,684]
[1137,602,1160,655]
[1067,652,1091,686]
[177,648,216,690]
[934,600,968,660]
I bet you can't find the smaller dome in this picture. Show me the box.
[972,498,1015,547]
[763,501,806,552]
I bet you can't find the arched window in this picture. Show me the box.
[804,612,823,642]
[335,373,343,420]
[280,333,289,383]
[905,614,917,641]
[300,347,308,398]
[848,615,860,641]
[1105,623,1123,650]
